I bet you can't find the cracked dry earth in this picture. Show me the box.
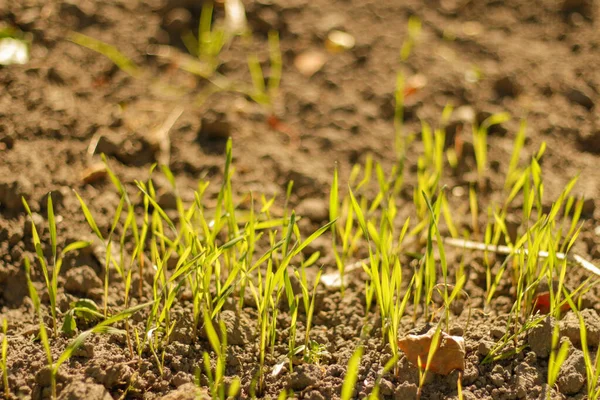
[2,0,600,399]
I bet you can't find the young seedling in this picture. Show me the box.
[340,345,363,400]
[23,195,90,336]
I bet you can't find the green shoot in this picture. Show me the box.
[1,318,8,398]
[340,345,363,400]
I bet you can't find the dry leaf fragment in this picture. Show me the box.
[532,291,571,315]
[398,327,465,375]
[81,163,107,184]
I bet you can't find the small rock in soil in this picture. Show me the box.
[561,309,600,346]
[0,176,32,211]
[294,50,327,77]
[494,75,521,98]
[527,315,554,358]
[64,265,103,295]
[557,344,586,395]
[289,364,320,390]
[296,198,329,223]
[57,380,112,400]
[565,87,594,110]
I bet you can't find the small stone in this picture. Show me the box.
[64,265,103,295]
[565,88,594,110]
[294,51,326,77]
[296,198,329,223]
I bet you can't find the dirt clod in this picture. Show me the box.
[557,345,586,395]
[64,265,103,295]
[220,310,254,346]
[527,315,553,358]
[561,309,600,347]
[57,380,112,400]
[289,364,320,390]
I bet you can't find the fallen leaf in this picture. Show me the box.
[294,50,326,77]
[398,327,465,375]
[532,291,571,315]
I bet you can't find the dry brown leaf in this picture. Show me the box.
[398,327,465,375]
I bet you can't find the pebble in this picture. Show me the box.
[294,51,327,77]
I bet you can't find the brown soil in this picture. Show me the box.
[2,0,600,399]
